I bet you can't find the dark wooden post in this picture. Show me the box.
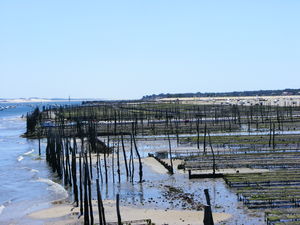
[203,206,214,225]
[38,134,41,156]
[203,189,214,225]
[208,132,216,175]
[112,139,115,183]
[86,154,94,225]
[196,118,200,150]
[116,194,122,225]
[121,134,129,178]
[203,123,207,155]
[132,132,143,183]
[72,137,78,206]
[96,178,104,225]
[167,133,174,174]
[79,147,83,215]
[272,123,276,149]
[83,161,89,225]
[204,189,211,206]
[104,138,108,184]
[117,136,121,183]
[268,120,272,147]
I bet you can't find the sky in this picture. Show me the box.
[0,1,299,100]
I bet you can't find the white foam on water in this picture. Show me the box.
[17,156,24,162]
[3,117,21,122]
[36,178,68,199]
[21,167,39,173]
[30,169,39,173]
[23,149,34,155]
[0,205,5,215]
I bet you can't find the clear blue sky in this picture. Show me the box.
[0,1,299,99]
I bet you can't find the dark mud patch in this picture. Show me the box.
[163,185,203,211]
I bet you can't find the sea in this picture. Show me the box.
[0,101,80,225]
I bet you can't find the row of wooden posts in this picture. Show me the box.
[28,101,300,142]
[44,123,145,224]
[43,131,216,224]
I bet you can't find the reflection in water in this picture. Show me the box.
[91,136,265,224]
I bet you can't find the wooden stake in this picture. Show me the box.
[116,194,122,225]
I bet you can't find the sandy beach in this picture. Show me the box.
[159,95,300,106]
[28,199,231,225]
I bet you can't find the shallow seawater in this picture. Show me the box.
[95,167,264,224]
[0,102,78,225]
[89,138,265,225]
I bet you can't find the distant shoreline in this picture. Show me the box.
[158,95,300,106]
[0,98,93,104]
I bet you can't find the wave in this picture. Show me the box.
[17,156,24,162]
[21,167,39,173]
[0,199,11,215]
[24,149,34,155]
[0,205,5,215]
[30,169,39,173]
[0,117,20,122]
[36,178,68,200]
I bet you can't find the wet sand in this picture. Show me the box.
[146,157,269,175]
[25,155,266,225]
[142,157,168,174]
[28,200,232,225]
